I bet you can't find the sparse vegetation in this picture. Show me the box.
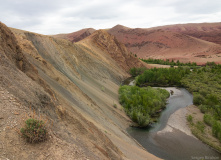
[101,86,105,92]
[119,85,169,127]
[20,118,48,143]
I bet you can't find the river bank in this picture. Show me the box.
[157,107,193,137]
[127,87,220,160]
[186,105,221,153]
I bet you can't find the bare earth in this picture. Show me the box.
[157,107,194,137]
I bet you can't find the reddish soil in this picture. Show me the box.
[108,24,221,65]
[153,23,221,45]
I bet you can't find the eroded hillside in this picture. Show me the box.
[0,22,157,160]
[108,24,221,64]
[153,23,221,45]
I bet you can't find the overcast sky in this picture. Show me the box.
[0,0,221,35]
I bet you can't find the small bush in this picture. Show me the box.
[193,94,205,105]
[20,118,48,143]
[187,115,193,123]
[212,120,221,141]
[101,86,105,92]
[196,121,205,133]
[203,114,214,126]
[113,104,117,108]
[199,105,208,113]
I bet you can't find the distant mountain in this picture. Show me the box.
[153,23,221,45]
[108,23,221,64]
[53,28,96,42]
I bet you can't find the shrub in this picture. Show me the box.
[129,67,146,77]
[20,118,48,143]
[199,105,208,113]
[101,86,105,92]
[203,114,214,126]
[212,120,221,141]
[205,94,219,106]
[193,94,204,105]
[196,121,205,133]
[187,115,193,123]
[199,89,207,97]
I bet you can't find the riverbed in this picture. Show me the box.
[125,85,220,159]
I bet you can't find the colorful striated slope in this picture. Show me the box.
[78,29,148,71]
[108,24,221,64]
[1,22,158,160]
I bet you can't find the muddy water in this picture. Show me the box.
[123,78,220,160]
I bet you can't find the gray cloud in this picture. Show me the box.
[170,0,221,14]
[0,0,220,34]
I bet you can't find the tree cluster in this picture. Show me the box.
[135,67,191,87]
[119,85,170,127]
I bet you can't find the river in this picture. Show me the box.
[123,78,220,160]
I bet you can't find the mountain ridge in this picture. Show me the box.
[53,22,221,64]
[108,23,221,64]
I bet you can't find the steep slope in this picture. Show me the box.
[1,22,158,160]
[0,22,57,115]
[53,28,96,42]
[78,29,147,71]
[108,25,221,64]
[0,22,124,160]
[153,23,221,45]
